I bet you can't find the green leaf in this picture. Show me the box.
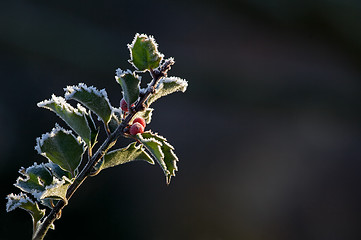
[14,162,72,205]
[140,131,179,184]
[65,83,112,124]
[95,142,154,172]
[147,77,188,106]
[108,114,120,133]
[37,95,92,144]
[107,108,123,133]
[133,108,153,124]
[15,163,53,193]
[35,125,85,177]
[6,193,45,233]
[38,180,70,201]
[136,133,165,171]
[45,162,72,180]
[115,69,140,107]
[128,33,163,72]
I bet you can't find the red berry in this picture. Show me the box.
[133,117,146,128]
[130,122,144,135]
[120,98,128,112]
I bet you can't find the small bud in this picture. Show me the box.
[120,98,128,112]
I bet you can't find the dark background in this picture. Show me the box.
[1,0,360,239]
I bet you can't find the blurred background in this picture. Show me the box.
[1,0,360,239]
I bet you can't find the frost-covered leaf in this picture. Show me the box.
[139,131,179,184]
[65,83,112,124]
[38,179,70,201]
[128,33,164,72]
[6,193,45,233]
[136,134,164,167]
[45,162,72,180]
[115,69,140,107]
[95,142,154,172]
[14,162,72,204]
[137,132,177,182]
[37,95,91,144]
[147,77,188,106]
[104,142,154,167]
[35,125,85,177]
[15,163,53,194]
[107,107,122,133]
[108,114,120,133]
[133,108,153,124]
[161,140,178,181]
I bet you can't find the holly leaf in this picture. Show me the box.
[133,108,153,124]
[107,107,124,133]
[147,77,188,106]
[136,133,164,169]
[95,142,154,172]
[140,131,179,184]
[14,162,72,205]
[15,163,53,193]
[35,125,86,177]
[115,69,140,107]
[108,114,120,133]
[45,162,73,180]
[128,33,163,72]
[37,95,91,144]
[64,83,112,124]
[137,131,179,184]
[6,193,45,234]
[38,180,70,201]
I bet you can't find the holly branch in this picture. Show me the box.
[6,34,188,240]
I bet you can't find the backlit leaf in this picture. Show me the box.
[6,193,45,234]
[14,162,72,204]
[37,95,91,144]
[133,108,153,124]
[147,77,188,106]
[140,131,179,184]
[128,33,163,72]
[35,125,85,177]
[95,142,154,172]
[115,69,140,107]
[65,83,112,124]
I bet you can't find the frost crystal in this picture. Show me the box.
[115,68,132,78]
[111,106,122,115]
[37,94,87,117]
[129,33,159,48]
[6,193,34,212]
[64,83,110,102]
[15,162,51,188]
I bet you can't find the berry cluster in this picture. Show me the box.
[121,98,146,135]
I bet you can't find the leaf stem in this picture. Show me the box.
[32,60,174,240]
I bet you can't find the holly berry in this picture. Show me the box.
[120,98,128,112]
[133,117,146,128]
[130,122,144,135]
